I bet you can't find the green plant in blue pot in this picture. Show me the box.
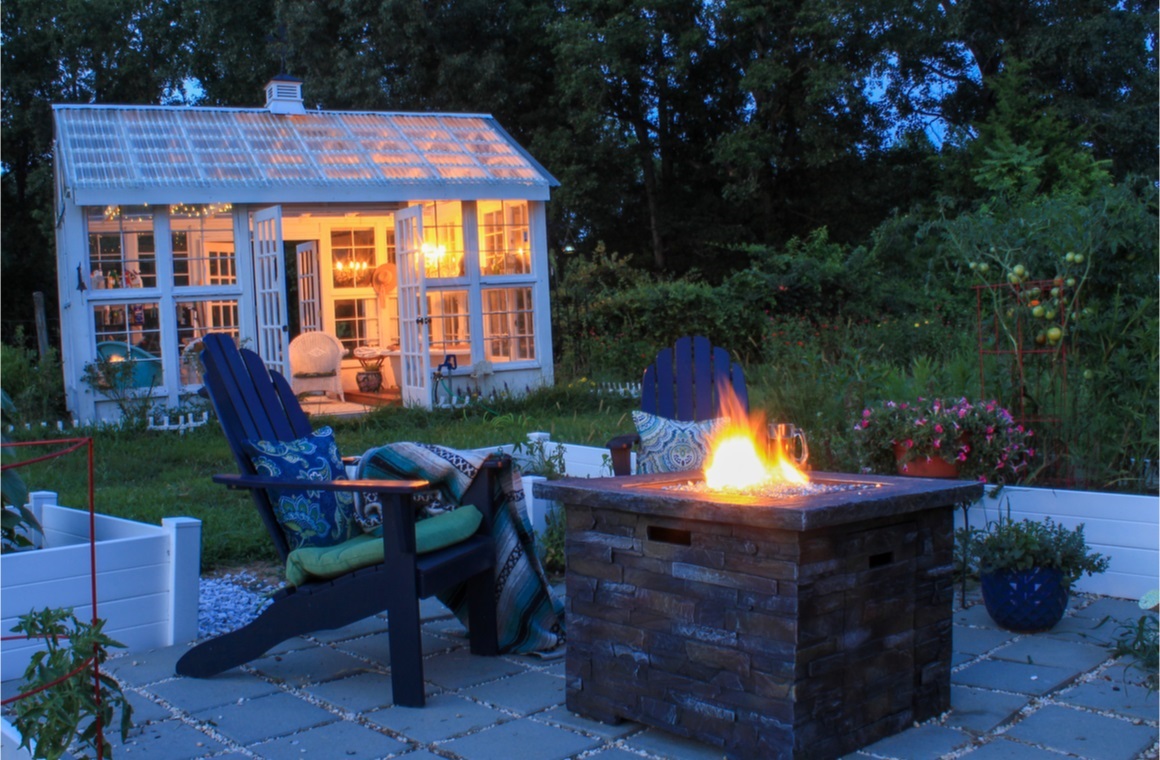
[970,516,1110,632]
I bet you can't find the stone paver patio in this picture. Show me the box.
[2,593,1156,759]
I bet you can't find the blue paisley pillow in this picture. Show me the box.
[632,411,723,474]
[243,426,356,551]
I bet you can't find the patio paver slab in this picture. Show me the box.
[420,649,530,690]
[247,718,408,759]
[858,724,973,759]
[953,659,1081,696]
[1058,670,1160,722]
[146,672,281,713]
[302,670,398,713]
[112,716,229,759]
[946,685,1029,734]
[362,693,507,743]
[954,626,1019,656]
[461,670,566,714]
[988,636,1110,672]
[955,737,1068,759]
[190,691,337,745]
[439,718,601,760]
[1001,703,1157,759]
[249,646,370,685]
[535,706,642,741]
[622,727,727,760]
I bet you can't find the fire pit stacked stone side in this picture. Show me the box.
[536,472,983,760]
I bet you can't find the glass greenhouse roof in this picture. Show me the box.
[53,106,556,201]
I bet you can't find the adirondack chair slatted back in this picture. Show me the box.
[641,335,748,421]
[200,332,313,561]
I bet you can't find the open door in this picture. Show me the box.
[296,241,321,333]
[252,206,289,377]
[395,206,430,408]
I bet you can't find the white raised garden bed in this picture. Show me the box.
[503,435,1159,601]
[965,485,1158,600]
[1,491,201,681]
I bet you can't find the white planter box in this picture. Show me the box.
[961,486,1157,600]
[1,492,201,681]
[516,436,1158,601]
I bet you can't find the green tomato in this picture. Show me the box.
[1047,327,1063,343]
[1013,264,1026,277]
[1032,305,1046,318]
[979,263,990,274]
[1074,253,1085,264]
[1066,277,1076,287]
[1065,252,1076,263]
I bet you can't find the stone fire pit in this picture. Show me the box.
[535,471,983,760]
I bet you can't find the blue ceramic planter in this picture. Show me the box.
[980,567,1069,632]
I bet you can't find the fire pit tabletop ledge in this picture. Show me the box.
[533,470,983,532]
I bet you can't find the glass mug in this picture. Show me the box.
[769,423,810,468]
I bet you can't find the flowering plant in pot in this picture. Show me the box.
[967,516,1109,632]
[852,397,1036,484]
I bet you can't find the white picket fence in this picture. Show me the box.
[6,410,211,434]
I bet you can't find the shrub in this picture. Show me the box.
[0,331,66,423]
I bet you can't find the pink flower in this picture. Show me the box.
[934,424,944,433]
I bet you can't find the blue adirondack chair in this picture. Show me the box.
[606,335,748,476]
[175,333,501,706]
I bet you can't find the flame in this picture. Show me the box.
[703,383,808,490]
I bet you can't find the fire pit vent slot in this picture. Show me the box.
[646,525,692,546]
[868,551,894,568]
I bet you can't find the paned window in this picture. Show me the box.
[92,302,163,388]
[87,206,155,288]
[478,200,530,276]
[421,202,465,279]
[334,298,379,352]
[331,228,375,288]
[483,287,535,362]
[427,289,470,366]
[171,206,236,287]
[177,300,240,385]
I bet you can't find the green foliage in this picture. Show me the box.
[966,515,1110,591]
[853,398,1036,485]
[0,332,66,423]
[1,389,38,552]
[512,437,568,479]
[80,356,156,427]
[539,503,566,575]
[1113,605,1159,694]
[10,608,133,760]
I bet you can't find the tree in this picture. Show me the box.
[1,0,189,343]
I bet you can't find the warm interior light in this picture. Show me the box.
[703,384,809,490]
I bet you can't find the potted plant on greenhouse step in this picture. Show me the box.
[853,397,1036,484]
[968,516,1110,632]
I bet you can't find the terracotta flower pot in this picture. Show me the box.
[892,443,959,478]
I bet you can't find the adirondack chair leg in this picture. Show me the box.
[466,569,499,656]
[387,594,426,707]
[176,573,388,678]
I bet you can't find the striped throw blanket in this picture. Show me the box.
[356,442,565,655]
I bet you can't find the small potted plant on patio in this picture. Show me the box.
[968,515,1109,632]
[853,397,1036,484]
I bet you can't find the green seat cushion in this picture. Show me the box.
[285,504,484,586]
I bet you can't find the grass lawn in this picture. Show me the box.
[10,392,640,571]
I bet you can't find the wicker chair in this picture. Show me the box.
[288,332,346,401]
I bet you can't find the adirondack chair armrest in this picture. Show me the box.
[212,473,431,493]
[605,433,640,477]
